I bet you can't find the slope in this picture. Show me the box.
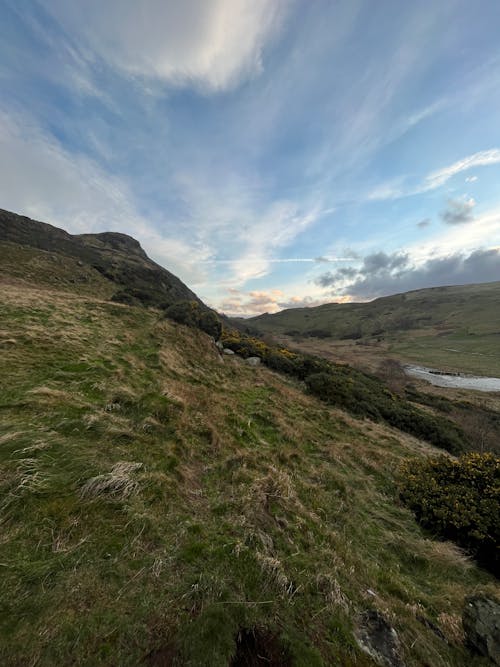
[0,280,497,666]
[243,282,500,375]
[0,208,203,309]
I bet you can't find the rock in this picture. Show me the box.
[355,610,405,667]
[215,340,224,350]
[245,357,261,366]
[463,595,500,665]
[223,348,235,355]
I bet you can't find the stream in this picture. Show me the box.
[404,364,500,392]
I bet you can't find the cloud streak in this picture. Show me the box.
[368,149,500,201]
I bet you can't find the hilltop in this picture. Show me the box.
[0,208,204,309]
[0,212,498,666]
[242,282,500,376]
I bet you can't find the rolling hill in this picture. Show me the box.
[242,282,500,376]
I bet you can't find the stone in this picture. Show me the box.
[463,595,500,665]
[223,348,235,355]
[245,357,261,366]
[355,610,405,667]
[215,340,224,350]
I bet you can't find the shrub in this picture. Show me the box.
[399,453,500,574]
[165,301,222,339]
[164,300,201,328]
[199,310,222,339]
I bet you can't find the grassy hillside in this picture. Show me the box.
[244,282,500,376]
[0,280,498,666]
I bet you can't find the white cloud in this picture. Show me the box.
[368,148,500,201]
[423,148,500,190]
[0,107,324,302]
[41,0,288,92]
[0,109,210,284]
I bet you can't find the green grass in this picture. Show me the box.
[393,331,500,375]
[245,281,500,375]
[0,283,497,666]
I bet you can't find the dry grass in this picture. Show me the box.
[0,282,498,667]
[80,461,143,499]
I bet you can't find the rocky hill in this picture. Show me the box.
[0,208,203,309]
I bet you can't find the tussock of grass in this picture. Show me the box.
[81,461,143,499]
[0,284,498,666]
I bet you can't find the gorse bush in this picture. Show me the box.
[165,301,222,339]
[220,329,468,454]
[399,453,500,574]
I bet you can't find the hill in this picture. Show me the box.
[2,282,498,666]
[0,208,203,309]
[243,282,500,376]
[0,212,498,665]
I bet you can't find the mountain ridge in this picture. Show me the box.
[0,208,203,310]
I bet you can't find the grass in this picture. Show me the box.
[245,281,500,376]
[0,282,498,666]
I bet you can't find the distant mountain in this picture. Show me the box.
[0,208,203,310]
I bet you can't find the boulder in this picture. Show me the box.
[463,595,500,665]
[223,348,235,355]
[245,357,261,366]
[355,610,405,667]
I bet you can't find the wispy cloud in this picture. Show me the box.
[202,256,353,265]
[424,149,500,190]
[41,0,289,92]
[368,149,500,201]
[0,108,210,284]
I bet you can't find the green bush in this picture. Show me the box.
[198,310,223,339]
[399,453,500,574]
[165,301,221,339]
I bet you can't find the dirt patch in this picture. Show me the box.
[231,628,293,666]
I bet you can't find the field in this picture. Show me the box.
[1,280,498,666]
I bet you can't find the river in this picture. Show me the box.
[404,364,500,392]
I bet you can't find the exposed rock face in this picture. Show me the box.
[0,208,202,310]
[463,595,500,665]
[355,610,405,667]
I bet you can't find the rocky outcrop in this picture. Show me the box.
[355,610,405,667]
[0,208,203,310]
[463,595,500,665]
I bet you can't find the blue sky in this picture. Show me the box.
[1,0,500,315]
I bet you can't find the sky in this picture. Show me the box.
[1,0,500,316]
